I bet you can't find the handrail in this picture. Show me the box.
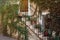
[13,20,43,40]
[26,25,43,40]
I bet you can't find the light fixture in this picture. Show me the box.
[42,9,50,15]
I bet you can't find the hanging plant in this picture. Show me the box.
[35,24,41,29]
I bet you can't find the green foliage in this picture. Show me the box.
[0,0,28,40]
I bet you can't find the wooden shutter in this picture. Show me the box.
[20,0,28,12]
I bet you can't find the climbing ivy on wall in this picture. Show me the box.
[0,0,28,40]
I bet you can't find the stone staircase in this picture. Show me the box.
[26,25,43,40]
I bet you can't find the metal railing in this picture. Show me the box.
[26,25,43,40]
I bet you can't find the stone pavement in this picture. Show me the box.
[0,34,17,40]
